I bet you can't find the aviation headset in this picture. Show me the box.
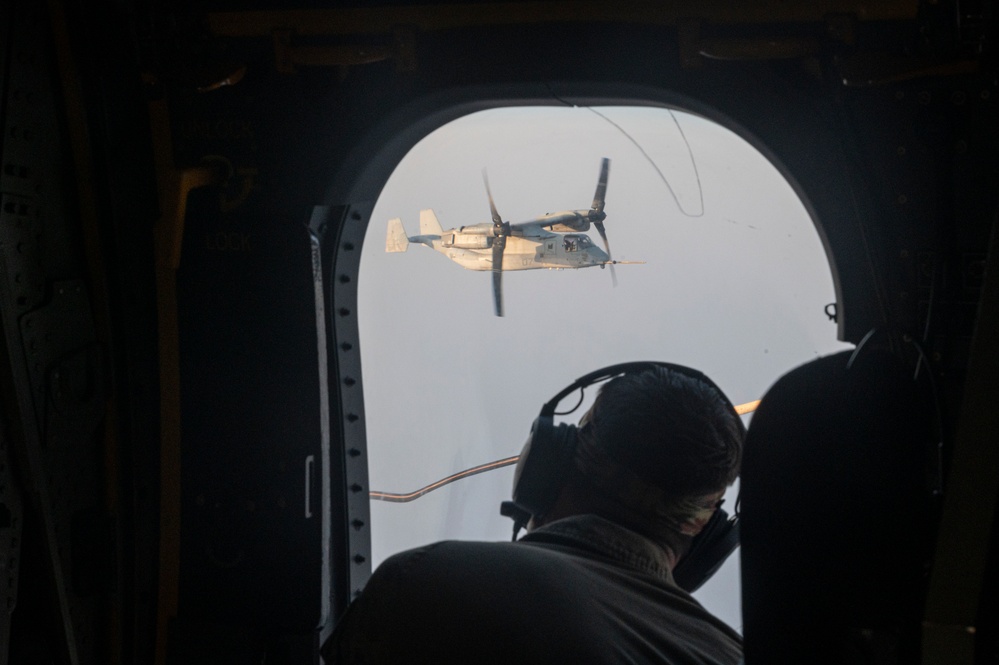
[499,361,746,592]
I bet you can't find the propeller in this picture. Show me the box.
[590,157,616,286]
[483,169,510,316]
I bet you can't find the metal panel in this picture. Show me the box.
[0,426,22,665]
[176,191,330,643]
[0,4,107,664]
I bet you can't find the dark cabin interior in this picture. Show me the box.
[0,1,996,663]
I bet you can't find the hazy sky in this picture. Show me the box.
[356,105,852,630]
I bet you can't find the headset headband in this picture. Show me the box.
[541,361,744,436]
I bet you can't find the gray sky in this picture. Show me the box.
[356,105,851,631]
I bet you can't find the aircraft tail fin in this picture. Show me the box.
[419,209,444,235]
[386,218,409,252]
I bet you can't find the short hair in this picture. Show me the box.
[576,366,744,500]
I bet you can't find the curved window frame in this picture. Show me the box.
[327,84,846,605]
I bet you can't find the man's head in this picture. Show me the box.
[578,366,743,497]
[530,365,744,554]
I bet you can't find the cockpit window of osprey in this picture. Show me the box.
[357,105,851,629]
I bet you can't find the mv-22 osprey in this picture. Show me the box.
[386,157,642,316]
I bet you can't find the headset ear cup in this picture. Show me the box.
[511,418,577,520]
[671,509,740,593]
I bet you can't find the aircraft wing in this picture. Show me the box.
[508,220,557,238]
[534,211,585,229]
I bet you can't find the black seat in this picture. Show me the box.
[740,348,936,664]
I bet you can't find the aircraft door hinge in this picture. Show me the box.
[272,27,417,75]
[677,18,822,70]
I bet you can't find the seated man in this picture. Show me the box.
[323,363,744,664]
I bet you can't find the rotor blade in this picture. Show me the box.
[492,270,503,317]
[594,220,617,287]
[591,157,610,213]
[492,235,505,316]
[482,169,503,226]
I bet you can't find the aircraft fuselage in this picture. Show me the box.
[418,223,610,271]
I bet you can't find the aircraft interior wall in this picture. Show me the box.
[0,1,995,663]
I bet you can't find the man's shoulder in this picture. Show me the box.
[331,540,580,661]
[329,537,742,664]
[377,538,514,569]
[375,538,570,584]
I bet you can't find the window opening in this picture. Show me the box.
[357,105,851,631]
